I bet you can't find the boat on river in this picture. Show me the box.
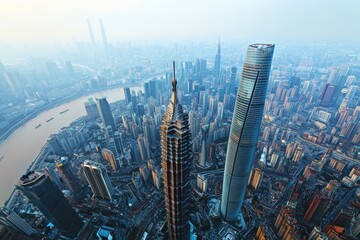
[46,117,54,122]
[59,109,69,114]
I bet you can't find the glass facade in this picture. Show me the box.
[221,44,275,221]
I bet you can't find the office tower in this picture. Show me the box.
[124,87,132,104]
[221,44,275,222]
[96,97,116,132]
[84,98,100,121]
[44,163,62,187]
[0,207,37,237]
[214,37,221,77]
[56,157,83,195]
[303,190,331,225]
[198,125,209,167]
[137,134,150,162]
[114,131,124,155]
[320,83,336,107]
[102,148,118,171]
[229,66,237,95]
[248,168,263,190]
[150,79,157,98]
[82,160,114,201]
[99,19,108,52]
[16,172,83,237]
[144,81,151,100]
[161,61,191,240]
[87,19,96,47]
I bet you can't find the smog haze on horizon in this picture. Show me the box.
[1,0,360,45]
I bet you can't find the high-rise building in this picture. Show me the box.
[82,160,114,201]
[213,37,221,77]
[198,125,209,167]
[0,207,37,237]
[102,148,118,171]
[124,87,132,104]
[96,97,116,132]
[161,61,191,240]
[99,19,109,53]
[84,98,100,121]
[16,172,83,237]
[248,167,263,190]
[56,157,83,195]
[229,66,237,95]
[221,44,275,222]
[303,190,331,225]
[87,19,96,48]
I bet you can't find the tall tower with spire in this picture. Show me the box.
[214,37,221,77]
[161,61,191,240]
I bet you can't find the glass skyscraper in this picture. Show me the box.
[16,171,83,237]
[96,97,116,132]
[221,44,275,222]
[161,62,191,240]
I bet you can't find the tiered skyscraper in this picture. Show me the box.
[221,44,275,222]
[161,61,191,240]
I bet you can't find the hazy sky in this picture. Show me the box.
[0,0,359,45]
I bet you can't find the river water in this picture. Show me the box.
[0,87,142,205]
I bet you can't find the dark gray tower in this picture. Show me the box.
[221,44,275,222]
[213,37,221,77]
[96,97,116,132]
[161,61,191,240]
[16,172,83,237]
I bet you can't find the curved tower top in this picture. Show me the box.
[221,43,275,222]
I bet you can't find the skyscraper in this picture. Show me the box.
[82,160,114,201]
[55,157,83,195]
[213,37,221,77]
[124,87,132,104]
[16,172,83,237]
[161,61,191,240]
[221,44,275,222]
[86,19,96,48]
[84,98,100,121]
[0,207,37,237]
[96,97,116,132]
[99,19,109,53]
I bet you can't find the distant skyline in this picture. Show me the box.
[0,0,359,46]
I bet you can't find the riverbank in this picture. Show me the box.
[0,84,136,142]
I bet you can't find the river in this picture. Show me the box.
[0,86,142,206]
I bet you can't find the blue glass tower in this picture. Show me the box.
[221,44,275,222]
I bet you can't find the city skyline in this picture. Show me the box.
[0,1,360,238]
